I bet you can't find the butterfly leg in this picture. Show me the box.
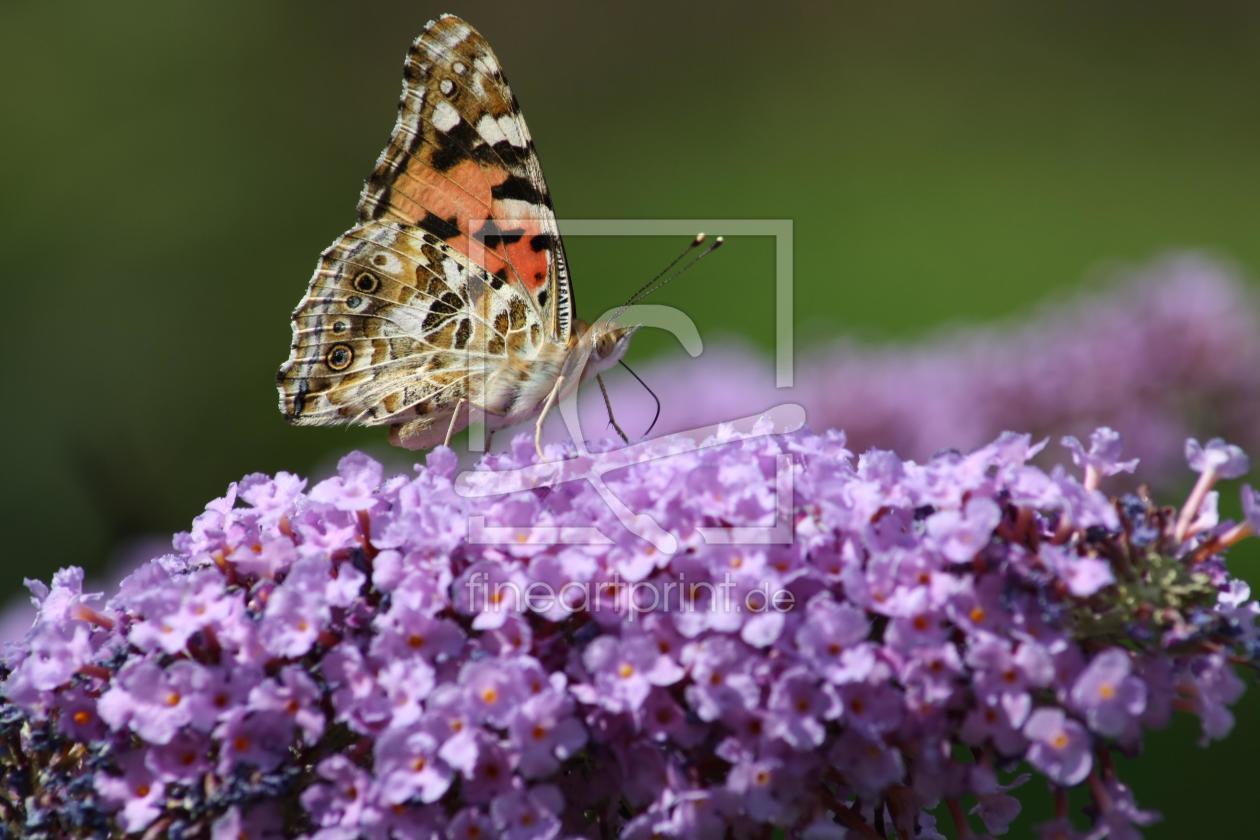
[443,398,466,448]
[534,375,566,460]
[596,374,630,445]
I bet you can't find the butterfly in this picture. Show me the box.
[277,13,680,458]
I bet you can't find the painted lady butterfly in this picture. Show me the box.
[277,14,643,457]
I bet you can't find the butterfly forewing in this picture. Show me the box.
[357,13,574,340]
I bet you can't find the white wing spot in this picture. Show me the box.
[442,257,466,289]
[476,114,509,147]
[431,99,460,132]
[438,22,472,47]
[497,114,526,147]
[439,78,455,96]
[452,61,467,75]
[390,306,431,338]
[494,198,543,220]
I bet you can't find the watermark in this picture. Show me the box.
[455,218,796,552]
[455,403,804,553]
[462,570,796,623]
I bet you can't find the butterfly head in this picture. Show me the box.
[593,324,637,365]
[571,320,638,380]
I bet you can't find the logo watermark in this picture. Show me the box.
[455,218,796,552]
[462,570,797,623]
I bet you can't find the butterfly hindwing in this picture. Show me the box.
[277,221,548,446]
[357,14,574,342]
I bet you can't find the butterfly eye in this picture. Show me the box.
[346,295,363,309]
[372,253,388,267]
[326,344,354,371]
[353,272,380,294]
[331,321,348,334]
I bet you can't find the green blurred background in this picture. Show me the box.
[3,0,1258,834]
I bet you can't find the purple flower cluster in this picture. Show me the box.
[1,427,1256,838]
[584,255,1260,486]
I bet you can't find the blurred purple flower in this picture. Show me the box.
[374,724,452,805]
[580,256,1260,488]
[1243,484,1260,529]
[1186,437,1250,479]
[1024,707,1092,786]
[92,752,163,834]
[926,496,1002,563]
[97,660,200,745]
[1069,649,1146,741]
[507,690,587,779]
[300,755,374,832]
[0,426,1255,837]
[766,666,841,749]
[1062,427,1139,489]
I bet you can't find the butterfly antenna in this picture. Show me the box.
[619,360,662,437]
[606,233,724,330]
[626,233,724,307]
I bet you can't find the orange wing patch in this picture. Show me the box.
[384,158,550,294]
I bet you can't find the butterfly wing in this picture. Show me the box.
[277,220,550,448]
[278,14,572,448]
[357,13,574,342]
